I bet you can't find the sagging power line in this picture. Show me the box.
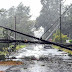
[0,26,72,51]
[40,3,72,39]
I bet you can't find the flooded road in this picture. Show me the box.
[6,59,72,72]
[1,45,72,72]
[0,65,12,71]
[9,45,71,60]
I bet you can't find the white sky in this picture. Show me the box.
[0,0,72,20]
[64,0,72,5]
[0,0,42,20]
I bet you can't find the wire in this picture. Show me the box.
[41,18,59,38]
[0,26,72,51]
[40,0,67,38]
[0,39,72,51]
[40,3,72,38]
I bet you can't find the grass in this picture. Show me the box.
[8,44,26,50]
[0,44,26,55]
[52,45,72,55]
[0,51,8,55]
[16,45,26,50]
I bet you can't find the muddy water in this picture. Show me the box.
[0,65,12,71]
[5,45,72,72]
[6,58,72,72]
[1,45,72,72]
[9,45,71,59]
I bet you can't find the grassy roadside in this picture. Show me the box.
[16,45,26,50]
[0,44,26,55]
[0,45,25,66]
[52,45,72,55]
[0,51,8,56]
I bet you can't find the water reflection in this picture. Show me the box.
[9,44,71,60]
[6,59,72,72]
[0,65,12,71]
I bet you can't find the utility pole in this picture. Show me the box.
[60,0,62,43]
[15,16,16,50]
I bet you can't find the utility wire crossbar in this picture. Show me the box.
[0,26,72,51]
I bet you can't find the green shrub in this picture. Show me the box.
[0,55,5,61]
[69,40,72,43]
[53,30,68,43]
[68,53,72,56]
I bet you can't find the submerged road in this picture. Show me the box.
[1,45,72,72]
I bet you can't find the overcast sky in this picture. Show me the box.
[0,0,72,20]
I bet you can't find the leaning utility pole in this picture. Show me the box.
[60,0,62,43]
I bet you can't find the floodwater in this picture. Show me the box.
[2,45,72,72]
[9,45,71,59]
[0,65,12,71]
[6,59,72,72]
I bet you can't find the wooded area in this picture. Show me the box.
[0,0,72,51]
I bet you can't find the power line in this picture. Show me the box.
[40,3,72,39]
[40,18,59,38]
[40,0,67,38]
[45,24,59,40]
[0,26,72,50]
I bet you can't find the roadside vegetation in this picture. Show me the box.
[52,45,72,56]
[52,30,68,43]
[0,44,26,62]
[0,2,33,61]
[16,44,26,50]
[52,30,72,56]
[0,44,26,65]
[0,44,26,55]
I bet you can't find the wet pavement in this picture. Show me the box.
[6,58,72,72]
[9,45,71,60]
[0,45,72,72]
[0,65,12,71]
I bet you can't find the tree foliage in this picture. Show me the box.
[53,30,68,43]
[61,5,72,39]
[0,2,35,50]
[0,2,34,40]
[35,0,61,31]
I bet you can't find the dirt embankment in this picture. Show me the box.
[0,60,23,72]
[0,60,23,65]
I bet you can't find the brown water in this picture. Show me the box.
[6,58,72,72]
[1,45,72,72]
